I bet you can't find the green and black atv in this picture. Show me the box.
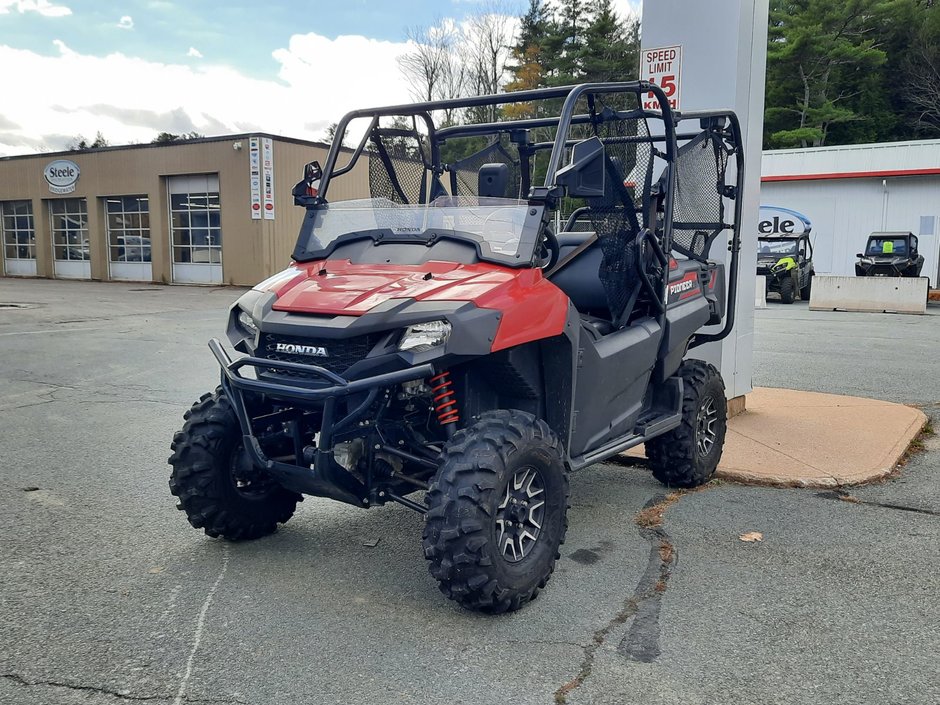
[757,234,814,304]
[855,232,925,280]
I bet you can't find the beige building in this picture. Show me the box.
[0,134,370,286]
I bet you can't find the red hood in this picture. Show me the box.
[256,259,571,351]
[264,260,523,315]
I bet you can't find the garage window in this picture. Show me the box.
[50,198,89,261]
[106,196,151,263]
[171,191,221,264]
[1,200,36,260]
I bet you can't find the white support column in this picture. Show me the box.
[641,0,769,400]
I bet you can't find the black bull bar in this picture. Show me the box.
[209,338,435,507]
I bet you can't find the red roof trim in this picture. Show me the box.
[762,168,940,182]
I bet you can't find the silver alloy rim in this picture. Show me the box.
[495,467,546,563]
[696,395,718,456]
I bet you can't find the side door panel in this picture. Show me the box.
[569,318,662,456]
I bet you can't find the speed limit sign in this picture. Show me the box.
[641,45,682,110]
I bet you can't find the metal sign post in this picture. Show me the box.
[641,0,769,401]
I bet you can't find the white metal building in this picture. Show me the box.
[761,139,940,285]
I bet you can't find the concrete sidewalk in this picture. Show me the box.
[627,387,928,487]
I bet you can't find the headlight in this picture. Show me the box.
[237,309,259,336]
[398,320,451,353]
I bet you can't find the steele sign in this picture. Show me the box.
[44,159,80,194]
[757,206,812,236]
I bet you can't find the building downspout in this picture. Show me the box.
[881,179,889,230]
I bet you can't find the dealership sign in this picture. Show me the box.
[758,205,812,236]
[641,45,682,110]
[261,137,275,220]
[44,159,80,194]
[249,137,262,219]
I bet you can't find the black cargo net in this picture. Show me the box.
[368,127,429,205]
[448,140,522,199]
[566,218,595,233]
[583,109,655,325]
[671,130,731,261]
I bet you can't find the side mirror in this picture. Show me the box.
[555,137,606,198]
[856,253,864,258]
[304,160,322,184]
[292,160,323,204]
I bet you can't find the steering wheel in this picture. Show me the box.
[536,226,560,271]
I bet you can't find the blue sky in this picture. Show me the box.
[0,0,640,156]
[0,0,532,80]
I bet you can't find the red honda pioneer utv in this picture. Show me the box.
[169,82,744,613]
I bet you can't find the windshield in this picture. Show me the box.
[300,196,533,260]
[758,239,798,257]
[867,237,908,256]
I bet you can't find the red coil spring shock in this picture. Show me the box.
[429,371,460,427]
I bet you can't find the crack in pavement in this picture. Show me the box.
[553,491,689,704]
[619,505,678,663]
[2,673,164,702]
[816,490,940,517]
[172,545,230,705]
[0,380,185,413]
[1,673,245,704]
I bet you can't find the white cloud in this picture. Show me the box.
[272,33,412,129]
[0,0,71,17]
[187,46,202,58]
[611,0,642,20]
[117,15,133,30]
[0,34,414,156]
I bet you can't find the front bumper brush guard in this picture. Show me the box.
[208,338,435,507]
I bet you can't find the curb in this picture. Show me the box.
[621,389,930,490]
[715,407,928,488]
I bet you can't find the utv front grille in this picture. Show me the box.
[258,333,384,379]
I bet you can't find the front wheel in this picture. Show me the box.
[168,387,300,540]
[646,361,727,488]
[423,410,570,613]
[779,275,796,304]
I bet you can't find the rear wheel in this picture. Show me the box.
[779,276,795,304]
[168,388,300,540]
[423,410,570,613]
[646,361,727,488]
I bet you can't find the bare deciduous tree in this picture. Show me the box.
[399,21,468,126]
[398,3,517,125]
[463,2,517,123]
[902,38,940,132]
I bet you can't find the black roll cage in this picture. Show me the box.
[293,81,744,347]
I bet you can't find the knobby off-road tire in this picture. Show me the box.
[423,410,570,613]
[779,275,796,304]
[800,273,813,301]
[646,360,727,488]
[169,387,300,540]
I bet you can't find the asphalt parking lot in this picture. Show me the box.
[1,279,938,705]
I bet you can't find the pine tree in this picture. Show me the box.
[504,0,552,118]
[579,0,639,83]
[764,0,899,147]
[543,0,588,86]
